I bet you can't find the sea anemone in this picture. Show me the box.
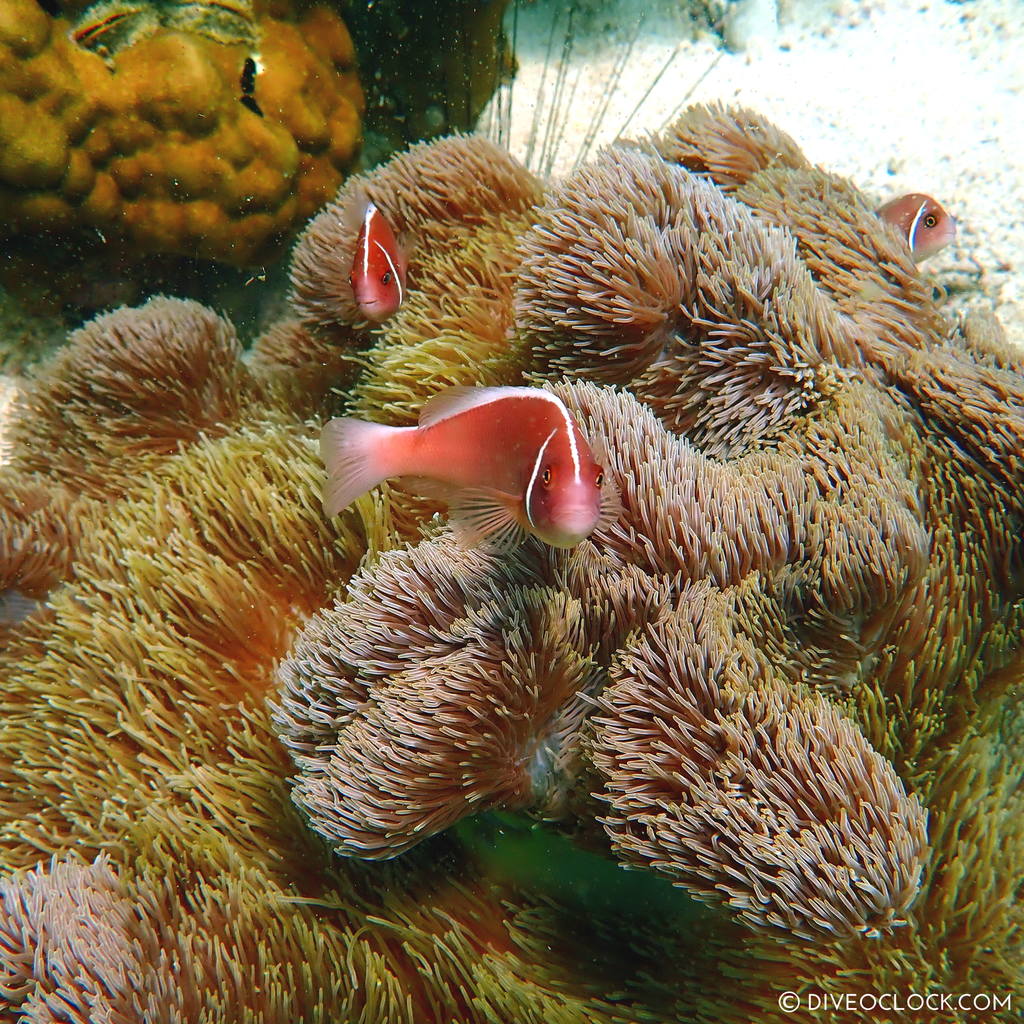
[0,479,81,604]
[275,535,599,858]
[2,108,1023,1021]
[593,580,926,940]
[652,102,810,190]
[516,147,859,456]
[10,296,249,495]
[275,381,930,939]
[248,317,363,418]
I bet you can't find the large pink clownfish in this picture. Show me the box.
[321,386,608,549]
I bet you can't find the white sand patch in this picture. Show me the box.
[481,0,1023,339]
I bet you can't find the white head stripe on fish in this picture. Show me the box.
[525,428,558,530]
[553,394,583,483]
[906,200,929,251]
[373,238,404,305]
[503,389,582,484]
[360,201,376,278]
[521,390,582,483]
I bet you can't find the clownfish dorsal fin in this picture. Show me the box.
[448,486,527,552]
[418,385,553,429]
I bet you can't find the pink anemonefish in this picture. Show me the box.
[349,199,407,321]
[877,193,956,262]
[321,386,609,550]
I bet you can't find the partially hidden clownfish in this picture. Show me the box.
[348,199,408,321]
[321,386,609,550]
[877,193,956,262]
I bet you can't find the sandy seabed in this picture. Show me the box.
[479,0,1024,340]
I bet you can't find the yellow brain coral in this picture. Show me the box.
[0,0,362,265]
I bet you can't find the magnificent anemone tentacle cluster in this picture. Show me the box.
[0,478,83,641]
[515,145,862,456]
[10,296,250,494]
[277,536,600,857]
[275,380,931,940]
[2,106,1023,1021]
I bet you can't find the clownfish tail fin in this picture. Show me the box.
[320,417,401,518]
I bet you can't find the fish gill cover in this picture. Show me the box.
[0,105,1022,1021]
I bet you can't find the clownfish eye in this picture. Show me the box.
[381,271,393,285]
[923,214,937,229]
[595,470,604,487]
[541,467,552,486]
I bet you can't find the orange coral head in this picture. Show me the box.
[877,192,956,261]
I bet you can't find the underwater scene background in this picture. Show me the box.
[1,1,1022,1021]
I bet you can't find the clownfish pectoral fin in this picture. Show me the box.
[906,200,929,257]
[448,487,527,552]
[320,417,400,519]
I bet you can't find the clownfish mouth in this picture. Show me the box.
[358,298,390,319]
[541,506,602,548]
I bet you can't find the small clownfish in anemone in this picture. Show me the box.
[877,193,957,262]
[320,386,611,550]
[348,199,408,321]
